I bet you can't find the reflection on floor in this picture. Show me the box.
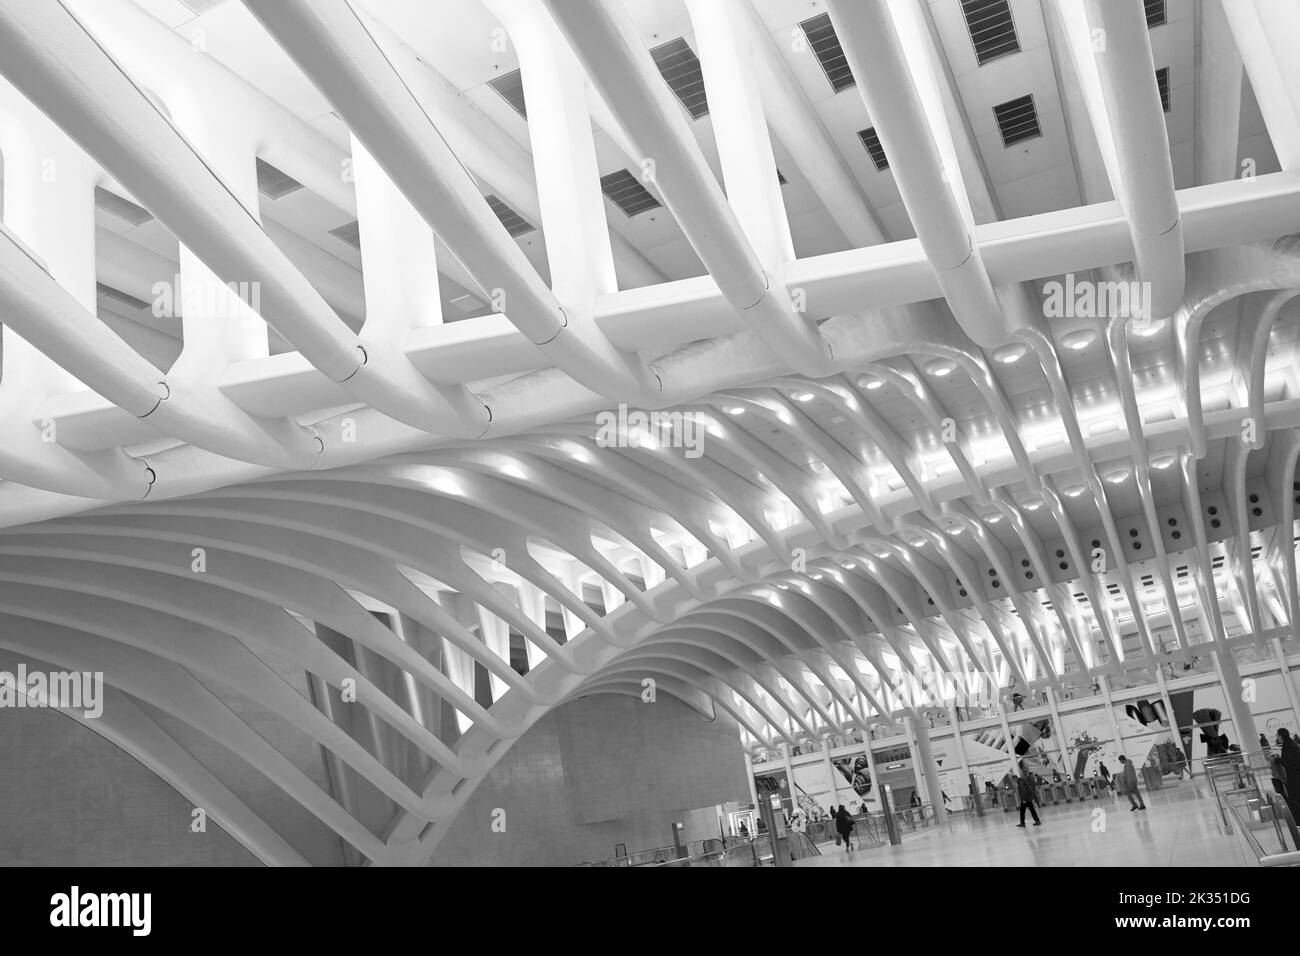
[796,780,1250,867]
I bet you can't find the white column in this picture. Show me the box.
[1212,648,1259,749]
[995,696,1020,775]
[685,0,795,267]
[352,134,442,333]
[949,701,973,805]
[908,713,943,812]
[1099,673,1128,757]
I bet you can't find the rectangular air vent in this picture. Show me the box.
[799,13,856,93]
[599,169,661,217]
[485,194,535,237]
[488,69,527,119]
[651,38,709,119]
[961,0,1020,66]
[993,94,1041,147]
[94,187,153,226]
[96,282,150,311]
[328,219,361,250]
[1145,0,1167,28]
[857,127,889,170]
[1156,66,1171,112]
[255,158,303,200]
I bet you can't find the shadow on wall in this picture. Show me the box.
[429,693,750,866]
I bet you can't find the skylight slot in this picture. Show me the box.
[328,219,361,249]
[961,0,1020,66]
[94,187,153,226]
[255,158,303,200]
[858,127,889,170]
[485,194,535,237]
[650,38,709,119]
[993,94,1041,147]
[1156,66,1171,113]
[488,69,528,119]
[799,13,856,92]
[96,282,150,311]
[599,169,661,217]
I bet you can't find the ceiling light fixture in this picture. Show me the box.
[1062,329,1097,351]
[994,343,1027,364]
[925,358,957,377]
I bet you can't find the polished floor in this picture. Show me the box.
[797,780,1252,867]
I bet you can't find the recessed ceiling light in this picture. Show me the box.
[1063,483,1087,497]
[810,572,823,580]
[792,391,814,402]
[874,549,890,559]
[726,405,746,416]
[948,526,963,535]
[925,358,957,377]
[986,514,1003,523]
[994,343,1027,364]
[1105,469,1131,484]
[1151,454,1177,469]
[859,375,884,390]
[1023,498,1043,510]
[1132,318,1168,338]
[1062,329,1097,351]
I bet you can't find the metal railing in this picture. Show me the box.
[1203,749,1300,867]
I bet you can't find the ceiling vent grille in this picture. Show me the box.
[485,195,535,237]
[799,13,856,92]
[488,69,528,119]
[650,38,709,119]
[328,220,361,250]
[255,158,303,200]
[599,169,661,217]
[1145,0,1167,28]
[857,127,889,170]
[94,187,153,226]
[96,282,150,311]
[961,0,1020,66]
[993,94,1041,147]
[1156,66,1171,112]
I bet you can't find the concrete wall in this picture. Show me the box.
[430,692,749,866]
[0,703,259,866]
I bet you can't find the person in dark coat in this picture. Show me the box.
[1278,729,1300,821]
[834,804,856,852]
[1015,763,1041,827]
[1099,761,1113,790]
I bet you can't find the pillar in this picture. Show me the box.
[1212,648,1259,751]
[1099,673,1127,757]
[821,738,839,808]
[909,712,943,814]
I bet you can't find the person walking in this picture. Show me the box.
[1278,729,1300,821]
[1117,755,1146,811]
[1015,763,1041,827]
[834,804,856,852]
[1098,761,1113,791]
